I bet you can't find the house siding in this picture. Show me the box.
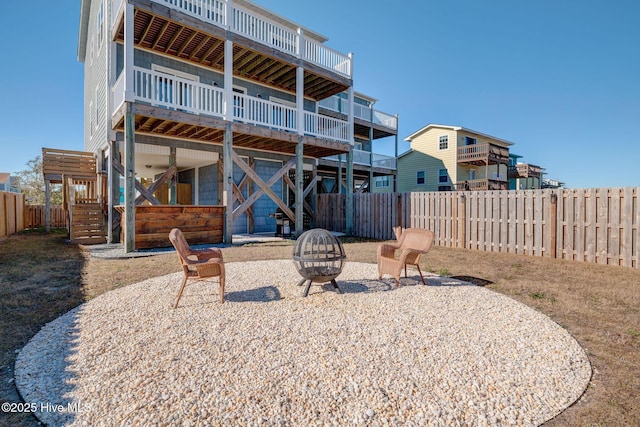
[84,0,109,155]
[123,49,317,112]
[398,127,457,191]
[198,164,219,204]
[397,151,449,192]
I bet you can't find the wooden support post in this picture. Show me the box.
[459,194,466,249]
[311,164,318,228]
[337,155,342,194]
[107,139,120,243]
[346,148,354,236]
[369,105,374,192]
[44,180,51,234]
[248,157,255,234]
[217,159,224,205]
[169,147,177,205]
[295,136,304,236]
[394,114,399,192]
[223,39,233,121]
[223,123,233,244]
[124,3,134,102]
[549,193,558,258]
[124,103,136,252]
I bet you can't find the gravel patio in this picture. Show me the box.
[15,260,591,426]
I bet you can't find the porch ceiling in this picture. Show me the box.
[114,5,349,100]
[113,103,350,159]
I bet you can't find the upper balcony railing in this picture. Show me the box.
[507,163,543,178]
[132,0,353,78]
[455,179,508,191]
[321,149,397,170]
[318,96,397,130]
[457,143,510,164]
[119,66,350,144]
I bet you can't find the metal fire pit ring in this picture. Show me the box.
[293,228,346,297]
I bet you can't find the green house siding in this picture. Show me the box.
[397,151,449,192]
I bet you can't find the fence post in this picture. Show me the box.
[549,193,558,258]
[459,194,466,249]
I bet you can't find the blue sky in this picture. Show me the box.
[0,0,638,188]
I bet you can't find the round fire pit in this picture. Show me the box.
[293,228,346,297]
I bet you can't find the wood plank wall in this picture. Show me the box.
[317,187,640,268]
[118,205,226,249]
[0,191,25,238]
[24,205,67,229]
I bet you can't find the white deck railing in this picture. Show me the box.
[372,152,396,169]
[133,67,225,117]
[322,149,397,170]
[304,39,351,78]
[232,4,298,56]
[304,112,350,144]
[319,96,398,130]
[126,66,350,143]
[112,71,126,115]
[143,0,351,78]
[232,93,297,132]
[156,0,226,26]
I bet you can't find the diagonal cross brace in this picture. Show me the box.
[112,158,171,205]
[231,152,296,222]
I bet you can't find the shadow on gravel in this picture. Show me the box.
[449,275,494,286]
[225,286,282,303]
[335,273,477,294]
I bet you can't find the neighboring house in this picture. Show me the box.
[508,153,545,190]
[398,124,512,192]
[77,0,396,247]
[316,92,397,193]
[542,178,566,189]
[371,175,393,193]
[0,173,19,193]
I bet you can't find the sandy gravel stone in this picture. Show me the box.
[15,260,591,426]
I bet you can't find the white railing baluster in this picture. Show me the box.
[303,111,350,143]
[147,0,351,77]
[131,66,225,117]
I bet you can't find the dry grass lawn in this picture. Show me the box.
[1,230,639,426]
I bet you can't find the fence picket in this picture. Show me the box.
[597,189,608,264]
[622,188,633,267]
[317,188,639,268]
[610,188,621,265]
[585,189,596,262]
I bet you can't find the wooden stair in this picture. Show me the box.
[70,203,107,245]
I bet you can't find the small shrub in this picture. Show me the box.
[438,267,450,277]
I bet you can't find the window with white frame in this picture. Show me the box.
[96,1,104,48]
[89,100,94,137]
[465,136,477,145]
[438,168,448,183]
[375,176,390,188]
[416,170,426,185]
[94,88,99,131]
[439,135,448,150]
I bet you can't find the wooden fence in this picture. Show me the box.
[317,188,640,268]
[0,191,25,238]
[24,205,67,229]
